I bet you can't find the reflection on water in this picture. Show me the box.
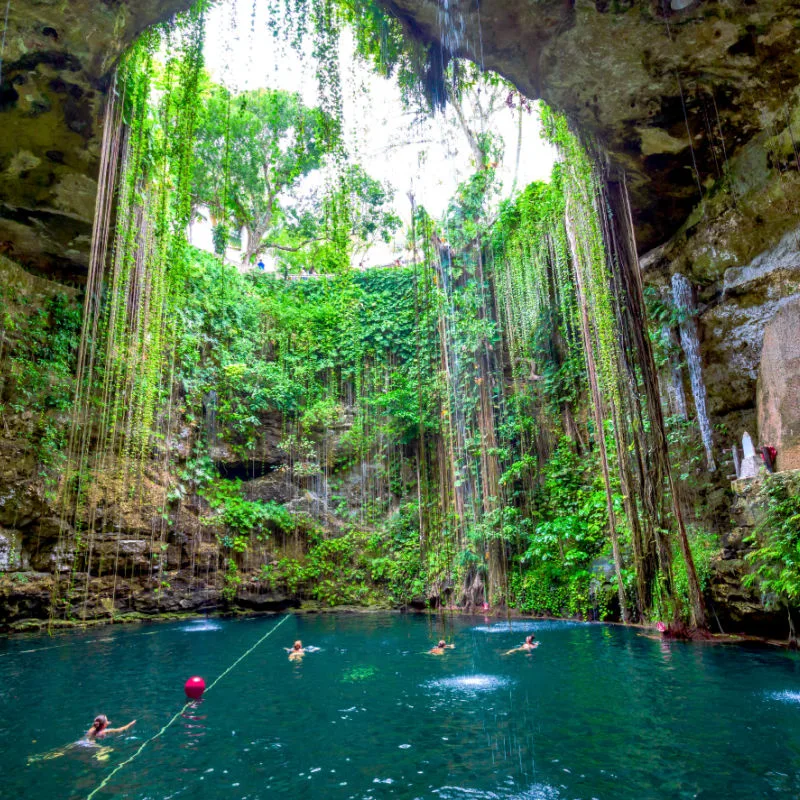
[768,690,800,703]
[27,740,114,766]
[470,620,585,634]
[434,782,561,799]
[180,618,223,632]
[426,674,513,693]
[180,703,208,749]
[3,613,800,799]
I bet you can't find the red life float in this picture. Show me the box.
[184,676,206,700]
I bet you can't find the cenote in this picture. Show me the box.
[4,613,800,799]
[3,0,800,796]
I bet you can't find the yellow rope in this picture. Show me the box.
[85,614,290,800]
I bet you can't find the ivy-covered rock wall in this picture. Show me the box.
[0,252,436,629]
[2,0,800,635]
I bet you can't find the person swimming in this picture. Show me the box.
[428,639,455,655]
[505,634,539,655]
[86,714,136,740]
[27,714,132,765]
[286,640,305,661]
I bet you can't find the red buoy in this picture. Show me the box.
[184,676,206,700]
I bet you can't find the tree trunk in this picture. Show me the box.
[613,177,707,630]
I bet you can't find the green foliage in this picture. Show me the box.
[222,558,242,602]
[0,288,80,477]
[254,504,427,607]
[175,249,438,452]
[367,502,429,604]
[262,530,374,606]
[672,526,718,606]
[202,478,295,545]
[507,439,615,618]
[6,293,80,416]
[193,82,338,263]
[744,474,800,609]
[443,150,501,250]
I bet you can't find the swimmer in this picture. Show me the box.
[27,715,130,765]
[505,634,539,655]
[286,640,305,661]
[86,715,136,740]
[428,639,455,655]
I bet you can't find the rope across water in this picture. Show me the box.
[85,614,290,800]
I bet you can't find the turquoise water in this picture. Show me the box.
[2,613,800,799]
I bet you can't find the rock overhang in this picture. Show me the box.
[1,0,799,270]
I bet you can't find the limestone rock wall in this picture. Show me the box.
[3,0,800,270]
[710,472,800,638]
[384,0,800,251]
[640,98,800,466]
[2,0,800,632]
[758,299,800,472]
[0,0,189,277]
[0,253,388,628]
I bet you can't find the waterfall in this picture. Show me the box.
[434,239,474,539]
[437,0,466,55]
[661,325,688,419]
[204,389,218,452]
[671,273,716,471]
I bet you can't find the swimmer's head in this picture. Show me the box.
[93,715,108,730]
[293,640,302,651]
[437,640,446,648]
[525,635,534,644]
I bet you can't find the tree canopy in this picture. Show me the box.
[193,82,400,269]
[193,84,335,263]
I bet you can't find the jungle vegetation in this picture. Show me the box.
[7,0,792,632]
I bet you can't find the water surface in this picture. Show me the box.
[2,613,799,799]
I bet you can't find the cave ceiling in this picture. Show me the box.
[1,0,799,277]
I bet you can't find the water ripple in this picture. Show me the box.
[470,620,585,634]
[433,782,561,799]
[767,690,800,704]
[425,674,512,694]
[181,619,223,632]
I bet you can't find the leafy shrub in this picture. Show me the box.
[744,474,800,618]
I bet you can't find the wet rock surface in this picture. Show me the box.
[758,298,800,471]
[708,473,799,638]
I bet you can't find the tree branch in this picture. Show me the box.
[261,237,322,252]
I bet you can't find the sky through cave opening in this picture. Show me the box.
[188,0,557,272]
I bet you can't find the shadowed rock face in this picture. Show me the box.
[758,299,800,471]
[2,0,800,274]
[0,0,189,278]
[384,0,800,252]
